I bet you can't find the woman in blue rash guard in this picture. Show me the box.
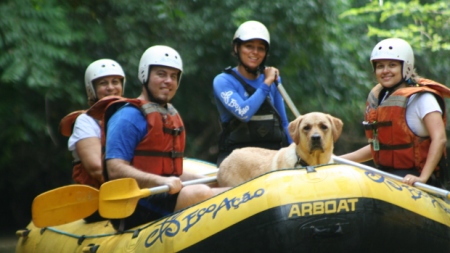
[213,20,293,166]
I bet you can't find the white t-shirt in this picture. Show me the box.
[406,93,442,137]
[68,113,101,161]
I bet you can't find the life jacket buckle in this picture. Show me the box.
[172,128,182,136]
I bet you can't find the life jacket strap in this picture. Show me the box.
[363,121,392,130]
[134,150,184,158]
[163,126,185,136]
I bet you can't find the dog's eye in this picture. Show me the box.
[320,124,328,130]
[303,125,311,131]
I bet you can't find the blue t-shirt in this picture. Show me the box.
[105,104,147,162]
[213,68,293,144]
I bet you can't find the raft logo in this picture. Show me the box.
[365,171,423,199]
[287,198,359,219]
[365,171,450,214]
[144,188,265,248]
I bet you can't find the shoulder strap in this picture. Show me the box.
[419,78,450,98]
[59,110,86,137]
[223,67,256,95]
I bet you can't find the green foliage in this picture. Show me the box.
[2,0,450,230]
[341,0,450,51]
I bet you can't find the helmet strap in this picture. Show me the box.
[144,66,157,103]
[90,82,99,105]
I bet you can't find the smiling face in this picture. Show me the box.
[374,60,404,88]
[93,75,123,100]
[235,39,267,70]
[146,66,179,105]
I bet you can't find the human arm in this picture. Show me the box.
[263,67,279,86]
[106,158,182,194]
[69,114,104,183]
[403,111,446,186]
[105,105,182,194]
[213,71,271,122]
[339,144,373,163]
[76,137,104,183]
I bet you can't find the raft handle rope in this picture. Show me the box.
[45,226,133,239]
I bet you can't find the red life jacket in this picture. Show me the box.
[364,79,450,172]
[59,110,86,137]
[60,110,100,188]
[88,98,185,176]
[59,96,123,188]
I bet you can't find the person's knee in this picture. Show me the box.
[184,184,214,201]
[175,185,213,210]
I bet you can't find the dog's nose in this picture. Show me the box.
[310,133,324,153]
[311,134,321,142]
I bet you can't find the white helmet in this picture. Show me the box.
[138,45,183,85]
[370,38,414,80]
[233,20,270,46]
[84,59,126,101]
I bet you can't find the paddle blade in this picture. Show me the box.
[99,178,150,219]
[32,185,99,228]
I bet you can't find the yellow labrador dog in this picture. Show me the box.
[217,112,343,187]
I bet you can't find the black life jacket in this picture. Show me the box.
[218,67,289,152]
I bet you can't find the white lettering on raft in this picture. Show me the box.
[288,198,359,218]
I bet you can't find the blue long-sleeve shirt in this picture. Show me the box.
[213,67,293,144]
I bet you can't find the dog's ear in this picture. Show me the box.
[327,115,343,142]
[288,116,303,145]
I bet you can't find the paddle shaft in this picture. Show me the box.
[333,156,450,200]
[274,76,300,118]
[277,83,301,118]
[147,176,217,195]
[275,80,450,200]
[202,168,219,176]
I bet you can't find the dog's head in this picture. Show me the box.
[288,112,343,154]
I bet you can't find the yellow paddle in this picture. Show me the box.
[99,176,217,219]
[31,169,218,227]
[32,184,99,228]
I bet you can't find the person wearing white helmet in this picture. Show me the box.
[84,59,126,106]
[58,59,125,223]
[93,45,228,230]
[213,20,293,166]
[60,59,125,189]
[341,38,450,187]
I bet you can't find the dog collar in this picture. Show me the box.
[295,153,309,167]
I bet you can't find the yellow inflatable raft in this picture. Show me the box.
[16,158,450,252]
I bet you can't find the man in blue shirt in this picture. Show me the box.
[105,45,227,230]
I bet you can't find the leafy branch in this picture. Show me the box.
[341,0,450,51]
